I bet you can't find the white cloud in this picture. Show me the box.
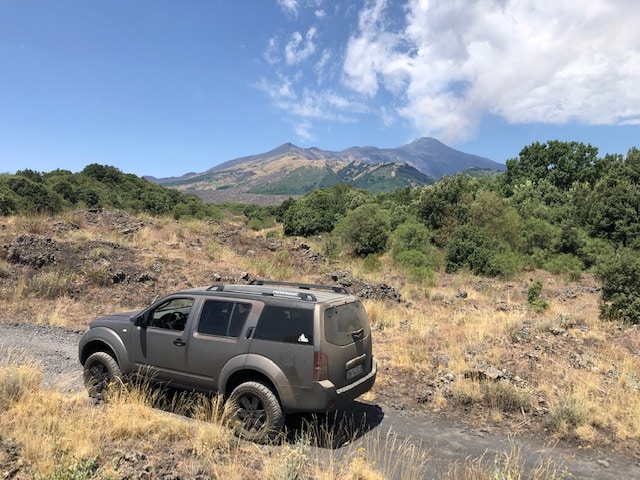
[285,27,317,65]
[342,0,640,143]
[264,36,280,65]
[277,0,298,17]
[256,73,366,124]
[293,120,316,142]
[314,49,331,83]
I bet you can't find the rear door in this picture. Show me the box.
[321,300,372,389]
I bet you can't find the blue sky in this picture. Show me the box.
[1,0,639,178]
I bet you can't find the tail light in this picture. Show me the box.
[313,351,328,381]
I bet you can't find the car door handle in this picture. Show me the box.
[173,339,186,347]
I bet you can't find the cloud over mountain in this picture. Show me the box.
[270,0,640,145]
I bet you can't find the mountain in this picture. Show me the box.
[339,137,504,178]
[148,138,505,204]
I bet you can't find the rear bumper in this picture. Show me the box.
[283,357,377,413]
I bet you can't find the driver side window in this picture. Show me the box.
[150,297,194,331]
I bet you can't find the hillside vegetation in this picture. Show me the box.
[1,140,640,477]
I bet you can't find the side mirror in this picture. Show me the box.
[134,314,148,328]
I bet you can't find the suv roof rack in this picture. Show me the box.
[206,284,320,302]
[249,279,350,295]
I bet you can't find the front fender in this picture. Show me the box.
[78,326,133,372]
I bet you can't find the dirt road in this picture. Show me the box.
[1,322,638,479]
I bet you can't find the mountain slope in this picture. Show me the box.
[338,137,504,178]
[148,137,504,204]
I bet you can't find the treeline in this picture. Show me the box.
[271,141,640,323]
[2,141,640,322]
[0,164,222,220]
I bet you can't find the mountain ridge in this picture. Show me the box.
[147,137,505,204]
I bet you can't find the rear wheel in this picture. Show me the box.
[228,381,285,443]
[83,351,122,400]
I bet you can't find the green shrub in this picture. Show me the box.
[596,248,640,324]
[390,221,434,259]
[394,249,430,268]
[247,216,276,231]
[527,280,548,313]
[334,203,390,256]
[362,254,382,273]
[406,266,436,285]
[282,186,352,237]
[543,254,583,281]
[445,225,521,277]
[521,217,561,255]
[577,236,615,269]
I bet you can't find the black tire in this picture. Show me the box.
[228,381,285,443]
[83,351,122,401]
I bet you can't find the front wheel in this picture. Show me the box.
[228,381,285,443]
[83,351,122,400]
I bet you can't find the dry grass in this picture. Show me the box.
[0,360,570,479]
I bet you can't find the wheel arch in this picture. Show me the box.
[78,327,132,371]
[221,354,295,409]
[224,369,280,402]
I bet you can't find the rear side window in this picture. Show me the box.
[324,301,370,346]
[254,306,313,344]
[197,300,251,337]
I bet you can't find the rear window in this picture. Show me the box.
[324,301,370,346]
[254,306,313,344]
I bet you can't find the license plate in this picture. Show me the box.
[346,363,364,381]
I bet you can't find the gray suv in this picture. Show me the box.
[78,280,377,442]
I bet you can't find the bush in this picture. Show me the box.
[543,254,583,281]
[390,221,434,259]
[334,203,390,256]
[577,236,615,269]
[362,254,383,273]
[526,280,548,313]
[244,205,277,231]
[393,250,438,285]
[394,249,430,269]
[282,185,353,237]
[596,249,640,324]
[445,225,522,277]
[521,217,561,255]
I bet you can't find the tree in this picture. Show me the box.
[502,141,601,194]
[6,176,61,213]
[417,174,479,246]
[282,185,354,236]
[468,189,523,250]
[586,162,640,248]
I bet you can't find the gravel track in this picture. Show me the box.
[0,322,85,393]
